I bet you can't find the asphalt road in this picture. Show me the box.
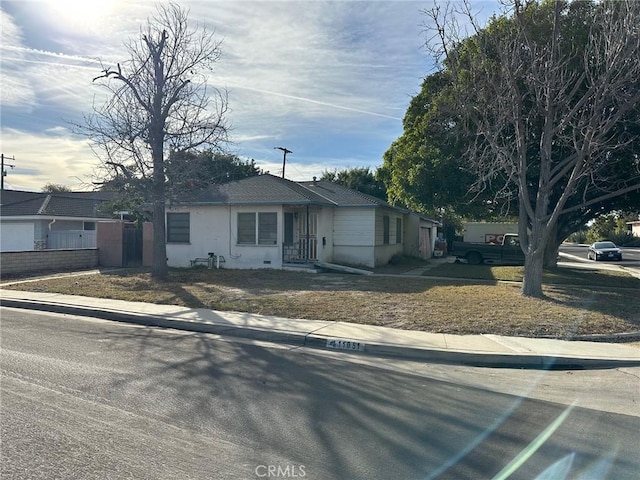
[2,308,639,480]
[560,243,640,267]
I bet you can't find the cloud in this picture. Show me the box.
[0,1,502,191]
[0,128,97,191]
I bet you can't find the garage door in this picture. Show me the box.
[0,222,35,252]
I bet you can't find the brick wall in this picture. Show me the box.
[0,249,98,276]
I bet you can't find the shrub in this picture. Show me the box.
[567,230,588,244]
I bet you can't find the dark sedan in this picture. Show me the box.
[587,241,623,261]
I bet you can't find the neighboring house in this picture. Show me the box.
[0,190,115,252]
[628,221,640,237]
[165,174,439,270]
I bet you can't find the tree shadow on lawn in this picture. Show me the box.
[37,266,637,334]
[89,322,573,479]
[427,263,640,290]
[100,267,478,296]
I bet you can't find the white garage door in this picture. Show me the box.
[0,222,35,252]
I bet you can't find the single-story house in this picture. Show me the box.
[0,189,115,252]
[628,220,640,237]
[165,174,439,270]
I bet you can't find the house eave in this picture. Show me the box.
[0,215,109,222]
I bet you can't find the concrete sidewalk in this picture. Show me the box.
[2,288,639,369]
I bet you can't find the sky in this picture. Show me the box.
[0,0,500,192]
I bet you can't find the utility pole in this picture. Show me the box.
[274,147,292,179]
[1,154,16,190]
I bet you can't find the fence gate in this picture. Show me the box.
[123,227,143,267]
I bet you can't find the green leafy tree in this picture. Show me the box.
[320,167,387,200]
[379,71,512,220]
[77,3,229,279]
[586,211,640,245]
[41,183,73,193]
[391,0,640,297]
[166,150,262,193]
[96,150,260,222]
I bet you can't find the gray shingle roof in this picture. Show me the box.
[299,180,406,211]
[0,190,114,218]
[177,174,407,213]
[179,174,334,206]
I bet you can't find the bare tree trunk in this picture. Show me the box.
[543,223,561,269]
[151,133,168,279]
[522,249,544,297]
[152,197,168,279]
[78,4,228,281]
[521,217,548,297]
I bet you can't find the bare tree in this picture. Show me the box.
[78,3,229,278]
[424,0,640,297]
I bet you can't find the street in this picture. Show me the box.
[1,308,639,480]
[560,243,640,268]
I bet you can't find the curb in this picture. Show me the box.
[3,298,640,370]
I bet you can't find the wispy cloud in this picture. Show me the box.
[0,1,501,191]
[228,84,402,120]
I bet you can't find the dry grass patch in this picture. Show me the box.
[4,266,639,339]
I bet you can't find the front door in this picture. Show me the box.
[298,212,318,261]
[283,210,318,263]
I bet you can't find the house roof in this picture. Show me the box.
[180,174,334,206]
[178,174,407,212]
[0,189,115,219]
[299,180,407,211]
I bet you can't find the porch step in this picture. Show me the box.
[314,262,373,275]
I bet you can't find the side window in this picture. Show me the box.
[167,213,190,243]
[383,216,390,245]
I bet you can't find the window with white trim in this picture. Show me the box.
[237,212,277,245]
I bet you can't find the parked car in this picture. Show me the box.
[587,241,623,261]
[452,233,525,265]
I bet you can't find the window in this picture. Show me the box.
[237,213,256,244]
[237,212,278,245]
[383,215,390,244]
[83,222,96,231]
[396,218,402,244]
[259,212,277,245]
[167,213,190,243]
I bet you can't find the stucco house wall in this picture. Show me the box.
[404,214,439,259]
[163,175,429,270]
[166,205,288,269]
[373,208,404,267]
[315,207,334,263]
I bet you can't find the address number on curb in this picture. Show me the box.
[326,338,365,351]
